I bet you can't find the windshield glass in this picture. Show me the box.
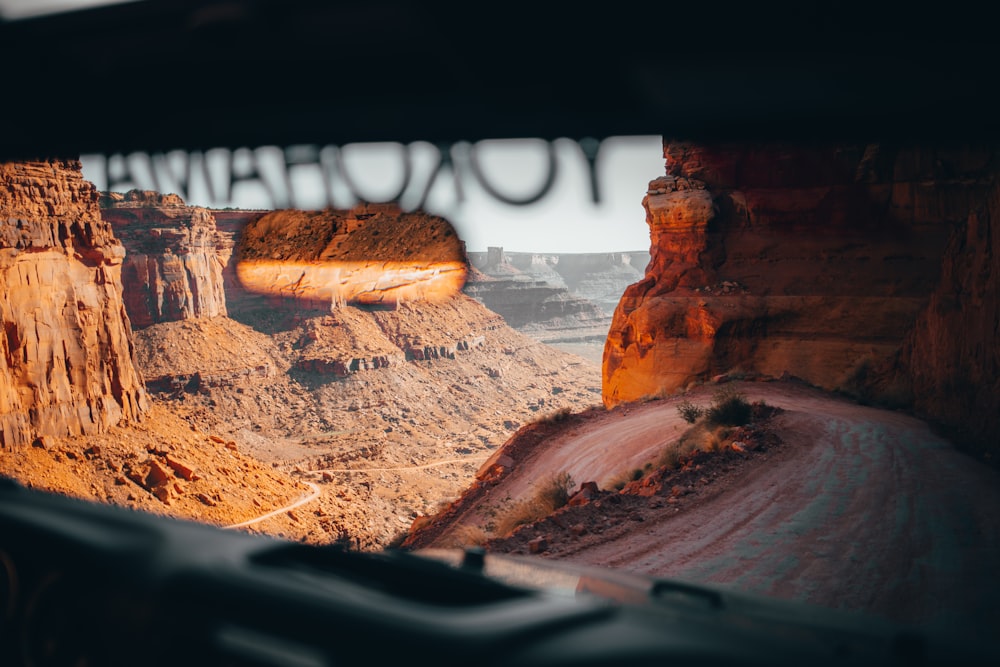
[1,136,998,650]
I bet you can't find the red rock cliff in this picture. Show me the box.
[101,191,232,328]
[0,161,147,449]
[895,174,1000,450]
[604,142,996,415]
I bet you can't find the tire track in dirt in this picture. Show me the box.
[424,381,1000,641]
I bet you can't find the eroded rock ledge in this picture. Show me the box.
[236,204,467,309]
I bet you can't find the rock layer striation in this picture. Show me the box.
[101,190,232,327]
[236,203,467,309]
[0,161,146,448]
[604,141,997,425]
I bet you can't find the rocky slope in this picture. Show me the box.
[604,142,997,421]
[124,206,602,547]
[101,190,232,327]
[0,161,147,448]
[0,163,324,537]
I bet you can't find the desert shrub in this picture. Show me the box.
[677,400,704,424]
[445,524,489,548]
[538,407,573,424]
[604,468,634,491]
[655,440,693,470]
[493,471,574,537]
[538,471,574,509]
[606,466,646,491]
[706,385,752,426]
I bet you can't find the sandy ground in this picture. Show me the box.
[426,381,1000,642]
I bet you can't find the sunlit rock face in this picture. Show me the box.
[236,204,467,309]
[604,141,996,409]
[0,161,147,449]
[101,191,232,327]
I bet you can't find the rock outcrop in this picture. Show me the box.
[236,203,467,309]
[467,248,650,316]
[549,251,650,315]
[101,191,232,327]
[604,142,996,416]
[211,209,269,317]
[895,175,1000,450]
[464,247,609,343]
[0,161,147,449]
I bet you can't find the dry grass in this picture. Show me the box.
[603,466,646,491]
[444,524,490,548]
[650,421,733,472]
[493,471,574,537]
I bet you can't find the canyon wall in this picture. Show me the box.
[0,161,146,449]
[464,247,609,344]
[895,175,1000,450]
[604,142,997,428]
[467,249,650,316]
[101,191,232,327]
[211,209,269,317]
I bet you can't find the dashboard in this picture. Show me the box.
[1,476,995,667]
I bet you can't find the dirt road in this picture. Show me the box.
[437,382,1000,640]
[224,480,322,529]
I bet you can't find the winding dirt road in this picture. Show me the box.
[439,382,1000,641]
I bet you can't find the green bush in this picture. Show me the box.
[677,400,704,424]
[706,385,752,426]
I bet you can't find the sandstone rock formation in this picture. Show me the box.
[101,190,232,327]
[117,202,601,547]
[464,247,609,343]
[895,175,1000,450]
[467,248,650,316]
[133,317,279,393]
[0,161,146,449]
[236,203,467,309]
[604,142,996,418]
[211,209,269,317]
[550,251,650,315]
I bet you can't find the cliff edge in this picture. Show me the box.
[604,141,998,451]
[0,160,147,449]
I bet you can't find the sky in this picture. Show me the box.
[0,0,137,20]
[81,136,664,254]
